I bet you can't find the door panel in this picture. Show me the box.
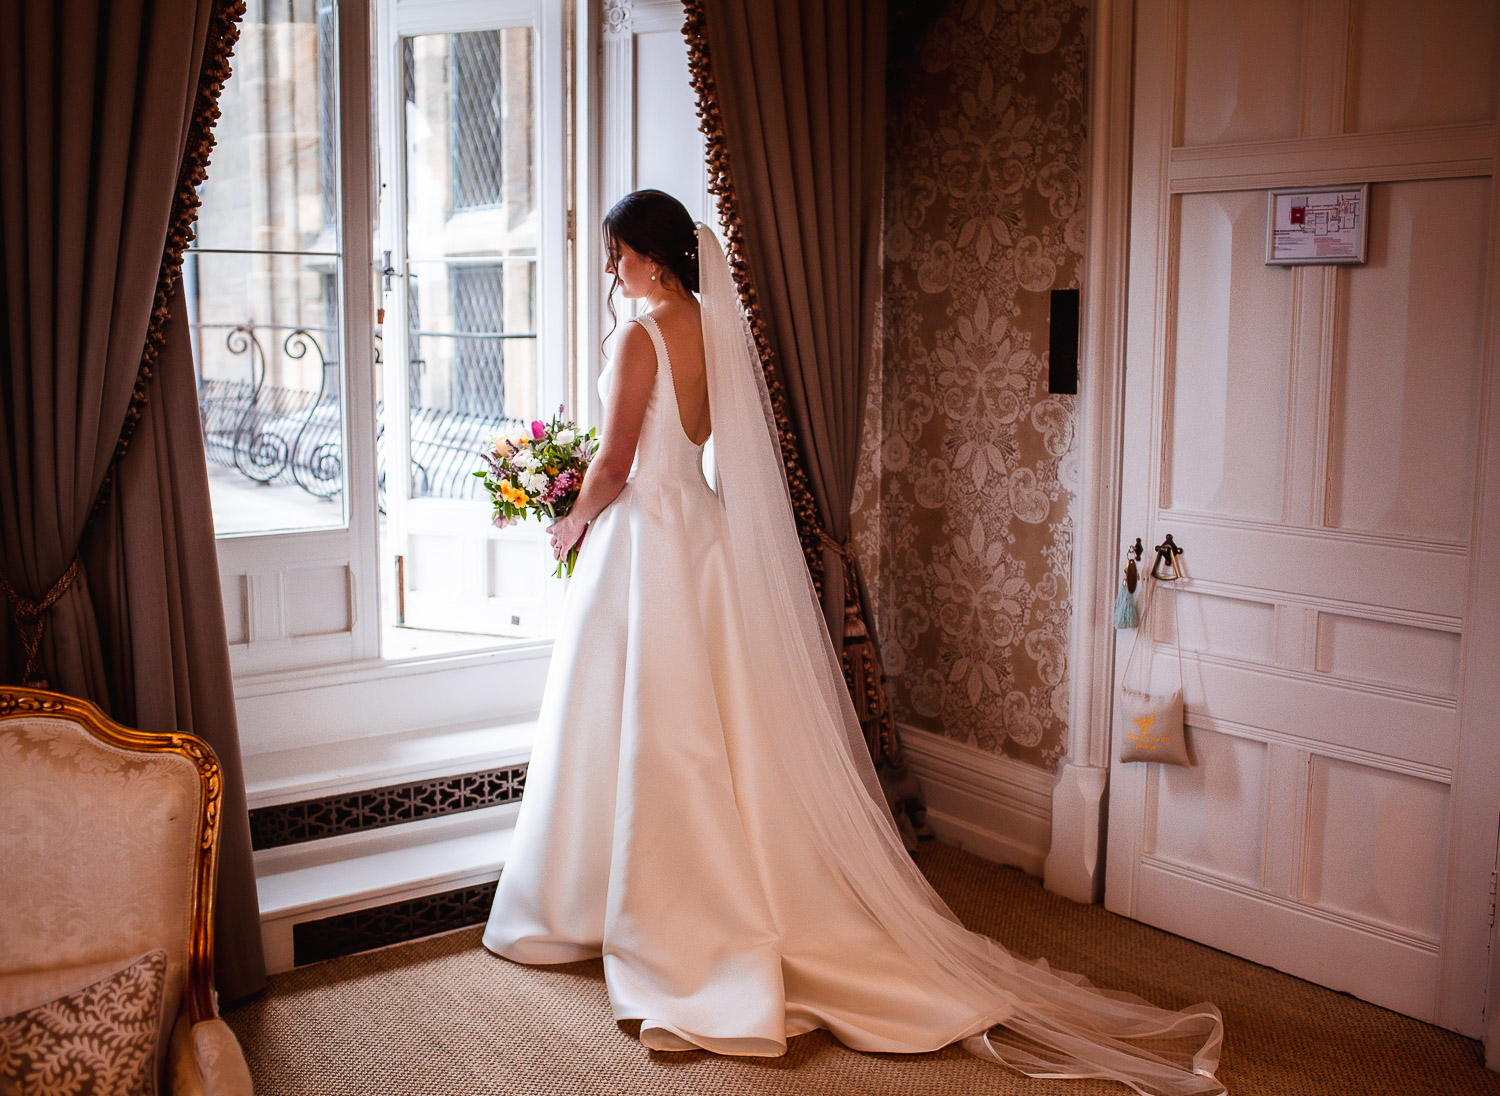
[1346,0,1500,134]
[1301,756,1449,940]
[1177,0,1306,146]
[1108,0,1499,1035]
[1327,178,1488,540]
[1168,191,1294,519]
[1147,727,1269,887]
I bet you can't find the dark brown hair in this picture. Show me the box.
[602,189,699,348]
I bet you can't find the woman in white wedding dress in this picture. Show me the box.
[483,190,1226,1096]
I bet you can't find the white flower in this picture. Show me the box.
[489,432,511,451]
[524,471,548,494]
[513,449,538,470]
[556,427,576,446]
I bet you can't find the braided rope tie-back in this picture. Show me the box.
[815,528,865,632]
[815,528,901,738]
[0,556,83,688]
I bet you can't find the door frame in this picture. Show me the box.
[1460,142,1500,1048]
[1044,0,1136,905]
[1051,0,1500,1042]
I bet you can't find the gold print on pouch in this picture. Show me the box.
[1127,712,1167,750]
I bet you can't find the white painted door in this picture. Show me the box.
[1105,0,1500,1036]
[377,0,568,640]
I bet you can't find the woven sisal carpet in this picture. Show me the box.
[226,843,1497,1095]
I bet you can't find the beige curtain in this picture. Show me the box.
[685,0,927,837]
[0,0,265,1000]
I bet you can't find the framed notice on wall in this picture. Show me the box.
[1265,184,1369,265]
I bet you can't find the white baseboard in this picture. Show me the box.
[900,724,1054,876]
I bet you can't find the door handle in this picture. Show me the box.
[1150,534,1184,581]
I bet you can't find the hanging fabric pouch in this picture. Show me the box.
[1118,575,1191,765]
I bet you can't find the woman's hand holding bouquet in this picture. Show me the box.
[476,408,600,577]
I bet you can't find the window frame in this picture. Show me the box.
[206,0,569,684]
[374,0,569,645]
[200,0,381,676]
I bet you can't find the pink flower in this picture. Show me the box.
[492,513,515,530]
[531,419,546,440]
[539,468,580,505]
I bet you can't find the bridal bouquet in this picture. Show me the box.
[476,407,599,577]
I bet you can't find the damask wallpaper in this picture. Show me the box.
[852,0,1090,769]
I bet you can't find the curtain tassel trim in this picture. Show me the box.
[683,0,904,771]
[0,2,244,690]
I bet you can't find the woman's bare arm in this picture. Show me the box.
[547,320,656,555]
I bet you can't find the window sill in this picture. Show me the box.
[232,636,554,699]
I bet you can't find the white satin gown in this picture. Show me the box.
[482,312,1009,1056]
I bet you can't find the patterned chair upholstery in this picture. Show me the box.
[0,688,253,1095]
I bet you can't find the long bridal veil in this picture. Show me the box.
[696,222,1226,1096]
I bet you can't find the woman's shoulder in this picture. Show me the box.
[643,303,703,344]
[646,299,702,323]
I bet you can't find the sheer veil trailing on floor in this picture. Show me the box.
[696,223,1225,1096]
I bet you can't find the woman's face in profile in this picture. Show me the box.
[605,238,655,299]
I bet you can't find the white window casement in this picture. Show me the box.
[191,0,382,678]
[194,0,570,752]
[377,0,571,647]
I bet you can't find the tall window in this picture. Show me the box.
[189,0,345,536]
[186,0,567,673]
[399,28,539,502]
[388,17,563,645]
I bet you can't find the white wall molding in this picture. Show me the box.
[901,725,1053,876]
[630,0,683,34]
[1045,0,1134,904]
[1167,122,1496,192]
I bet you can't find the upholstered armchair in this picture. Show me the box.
[0,688,254,1095]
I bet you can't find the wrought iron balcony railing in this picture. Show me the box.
[196,323,526,506]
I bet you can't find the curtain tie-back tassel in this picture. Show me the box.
[0,554,83,688]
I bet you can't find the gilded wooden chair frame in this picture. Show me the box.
[0,685,224,1023]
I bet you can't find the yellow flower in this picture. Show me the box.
[545,465,558,474]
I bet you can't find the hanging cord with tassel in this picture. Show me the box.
[0,555,83,688]
[1113,539,1144,629]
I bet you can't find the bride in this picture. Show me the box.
[483,189,1226,1096]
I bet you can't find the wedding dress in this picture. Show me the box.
[483,225,1226,1096]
